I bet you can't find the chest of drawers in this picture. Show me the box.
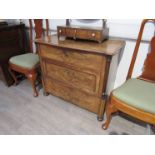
[0,23,26,86]
[35,35,125,120]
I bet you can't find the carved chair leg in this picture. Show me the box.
[102,101,117,130]
[8,67,18,86]
[26,72,38,97]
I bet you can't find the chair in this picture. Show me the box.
[102,19,155,133]
[9,19,49,97]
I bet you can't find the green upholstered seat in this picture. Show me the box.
[113,79,155,114]
[10,53,39,69]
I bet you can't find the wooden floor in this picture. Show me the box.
[0,80,148,135]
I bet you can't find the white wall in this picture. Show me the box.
[106,20,154,88]
[20,19,155,92]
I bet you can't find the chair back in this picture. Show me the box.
[29,19,49,53]
[127,19,155,82]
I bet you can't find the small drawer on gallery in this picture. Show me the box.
[87,31,101,41]
[76,29,88,39]
[57,27,66,36]
[65,28,76,38]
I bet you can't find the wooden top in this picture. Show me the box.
[58,25,104,31]
[35,34,125,56]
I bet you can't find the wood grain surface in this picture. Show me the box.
[0,80,146,134]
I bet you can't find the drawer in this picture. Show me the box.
[65,28,76,38]
[44,77,101,113]
[87,30,101,41]
[39,45,103,73]
[76,29,101,41]
[0,39,22,56]
[0,29,19,41]
[43,62,97,94]
[76,29,88,39]
[57,27,66,36]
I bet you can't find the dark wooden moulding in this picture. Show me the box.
[0,23,26,86]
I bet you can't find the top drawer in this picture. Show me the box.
[39,45,104,73]
[0,29,19,41]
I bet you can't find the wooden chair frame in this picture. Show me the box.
[9,19,49,97]
[102,19,155,130]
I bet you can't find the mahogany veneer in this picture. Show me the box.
[35,35,125,120]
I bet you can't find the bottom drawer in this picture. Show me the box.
[44,77,101,114]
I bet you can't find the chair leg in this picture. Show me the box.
[26,72,38,97]
[102,101,117,130]
[8,67,18,86]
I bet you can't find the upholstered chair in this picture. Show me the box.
[102,19,155,134]
[9,19,49,97]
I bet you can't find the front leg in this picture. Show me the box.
[8,67,18,86]
[26,72,38,97]
[97,99,106,121]
[102,99,118,130]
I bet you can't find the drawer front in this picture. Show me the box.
[65,28,76,37]
[0,29,19,41]
[76,29,101,41]
[39,45,103,73]
[44,77,100,113]
[0,28,24,54]
[76,29,88,39]
[87,30,101,41]
[57,27,66,36]
[43,62,97,94]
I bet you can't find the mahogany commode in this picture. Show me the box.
[35,35,125,120]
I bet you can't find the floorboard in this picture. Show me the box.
[0,80,148,135]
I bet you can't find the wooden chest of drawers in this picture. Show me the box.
[35,35,125,120]
[57,25,109,43]
[0,23,26,86]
